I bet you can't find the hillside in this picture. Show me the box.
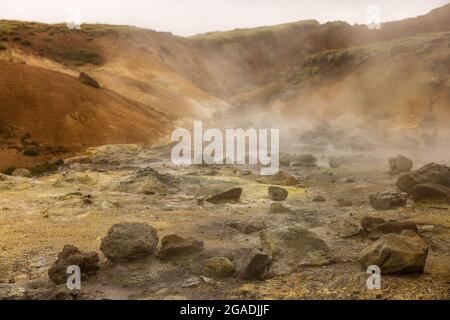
[1,3,450,169]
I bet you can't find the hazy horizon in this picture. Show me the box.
[1,0,449,36]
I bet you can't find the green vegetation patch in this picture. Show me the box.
[47,49,102,65]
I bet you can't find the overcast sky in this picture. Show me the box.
[1,0,449,36]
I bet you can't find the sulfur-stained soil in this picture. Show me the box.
[0,144,448,300]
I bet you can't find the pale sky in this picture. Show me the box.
[1,0,449,36]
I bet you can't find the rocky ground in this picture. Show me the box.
[0,144,449,300]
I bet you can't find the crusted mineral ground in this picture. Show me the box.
[0,144,449,300]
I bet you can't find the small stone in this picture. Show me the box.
[268,186,288,201]
[12,168,32,178]
[313,196,326,202]
[361,217,386,232]
[369,192,407,210]
[337,198,353,207]
[268,202,292,214]
[234,249,271,280]
[158,234,204,259]
[48,245,99,285]
[389,155,413,174]
[203,257,235,279]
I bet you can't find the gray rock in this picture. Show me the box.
[411,183,450,203]
[396,163,450,194]
[203,257,235,279]
[368,221,418,239]
[389,155,413,173]
[206,188,242,204]
[234,249,271,280]
[268,186,288,201]
[100,223,159,262]
[332,218,362,238]
[48,245,99,285]
[12,168,32,178]
[361,217,386,232]
[359,231,429,274]
[369,191,407,210]
[158,234,204,259]
[79,72,100,88]
[267,202,292,214]
[292,154,317,167]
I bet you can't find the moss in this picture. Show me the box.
[19,39,31,46]
[50,50,102,65]
[22,147,40,157]
[28,160,63,176]
[1,167,16,176]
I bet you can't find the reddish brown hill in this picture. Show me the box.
[0,60,173,169]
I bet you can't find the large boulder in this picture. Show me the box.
[268,186,288,201]
[79,72,100,88]
[358,231,428,274]
[100,223,159,262]
[206,188,242,204]
[411,183,450,203]
[369,191,407,210]
[158,234,204,259]
[48,245,99,285]
[396,163,450,194]
[260,225,330,268]
[388,155,413,174]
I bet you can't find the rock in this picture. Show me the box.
[411,183,450,203]
[237,221,267,234]
[260,225,329,268]
[206,188,242,204]
[329,157,341,168]
[292,154,317,167]
[368,221,418,239]
[369,191,407,210]
[361,217,386,232]
[267,202,292,214]
[11,168,32,178]
[337,198,353,207]
[389,155,413,173]
[258,170,298,186]
[331,218,362,238]
[203,257,235,279]
[358,231,429,274]
[303,250,334,266]
[234,249,271,280]
[48,245,99,285]
[313,195,326,202]
[158,234,204,259]
[79,72,100,88]
[339,177,355,183]
[268,186,288,201]
[100,223,159,262]
[396,163,450,194]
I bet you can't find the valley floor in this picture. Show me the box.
[0,144,449,300]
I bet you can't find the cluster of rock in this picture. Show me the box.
[397,163,450,203]
[358,217,428,274]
